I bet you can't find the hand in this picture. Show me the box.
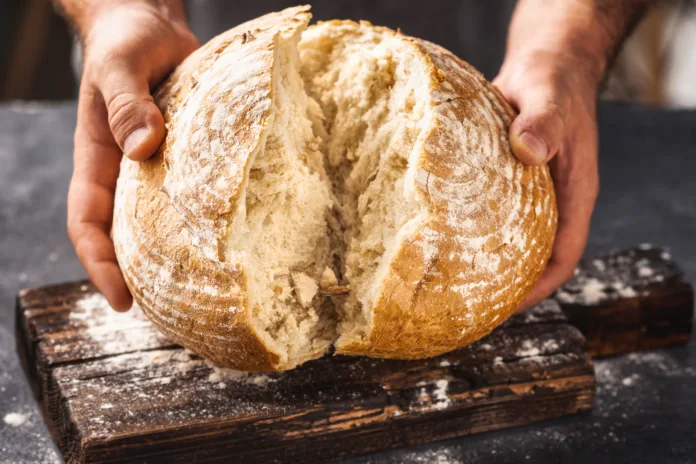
[66,1,198,311]
[494,0,652,311]
[494,51,600,311]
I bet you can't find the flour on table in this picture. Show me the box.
[593,349,695,421]
[364,446,464,464]
[3,412,28,426]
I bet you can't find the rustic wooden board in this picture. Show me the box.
[556,245,694,357]
[16,246,693,463]
[17,283,593,464]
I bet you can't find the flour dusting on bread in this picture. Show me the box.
[113,6,556,371]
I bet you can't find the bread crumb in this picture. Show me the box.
[319,267,338,288]
[290,271,319,308]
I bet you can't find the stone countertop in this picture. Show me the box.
[0,101,694,463]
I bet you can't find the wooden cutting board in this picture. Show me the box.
[15,246,693,464]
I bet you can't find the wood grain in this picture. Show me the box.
[17,284,593,464]
[556,246,694,357]
[16,246,693,463]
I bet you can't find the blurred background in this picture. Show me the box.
[1,0,695,107]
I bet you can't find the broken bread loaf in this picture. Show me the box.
[113,5,557,371]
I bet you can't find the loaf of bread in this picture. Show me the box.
[113,5,557,371]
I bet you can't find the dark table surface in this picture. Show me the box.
[0,101,694,463]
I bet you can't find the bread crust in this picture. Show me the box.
[331,22,557,358]
[113,6,313,371]
[113,9,556,370]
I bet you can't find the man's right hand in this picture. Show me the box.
[63,0,198,311]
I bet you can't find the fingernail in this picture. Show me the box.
[123,127,150,157]
[519,131,548,164]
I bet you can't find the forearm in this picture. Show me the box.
[503,0,655,89]
[53,0,186,39]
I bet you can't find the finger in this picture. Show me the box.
[69,201,133,312]
[68,84,133,312]
[508,88,566,166]
[516,151,599,312]
[96,59,165,161]
[516,216,590,312]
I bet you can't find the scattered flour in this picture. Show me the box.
[415,379,452,411]
[624,352,696,378]
[364,447,464,464]
[72,294,154,354]
[555,247,677,305]
[612,282,637,298]
[593,349,695,422]
[432,380,451,410]
[515,339,559,358]
[205,360,278,387]
[72,294,278,390]
[3,412,27,426]
[556,277,606,305]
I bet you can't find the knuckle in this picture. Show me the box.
[107,94,151,138]
[517,100,566,136]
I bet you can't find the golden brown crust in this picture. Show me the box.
[334,29,557,358]
[113,6,312,371]
[114,9,556,369]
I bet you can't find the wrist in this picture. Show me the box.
[504,0,651,94]
[59,0,186,42]
[499,47,603,101]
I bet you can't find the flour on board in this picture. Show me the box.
[555,247,677,305]
[72,293,281,389]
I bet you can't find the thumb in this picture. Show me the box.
[99,65,165,161]
[507,90,565,166]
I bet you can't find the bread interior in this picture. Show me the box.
[224,26,336,369]
[299,24,431,351]
[224,22,430,368]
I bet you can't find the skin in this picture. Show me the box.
[56,0,652,312]
[57,0,198,310]
[497,0,652,311]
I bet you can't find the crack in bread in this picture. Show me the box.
[113,6,557,371]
